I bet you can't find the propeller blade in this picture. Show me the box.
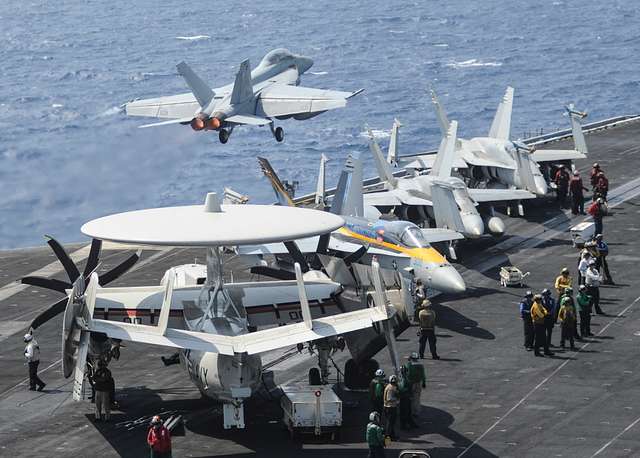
[283,241,309,273]
[21,276,71,294]
[30,297,68,330]
[98,250,141,285]
[343,245,368,265]
[83,239,102,278]
[46,235,81,283]
[250,266,296,280]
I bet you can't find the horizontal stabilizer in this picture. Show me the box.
[138,117,193,129]
[468,188,536,203]
[225,114,272,125]
[531,149,586,163]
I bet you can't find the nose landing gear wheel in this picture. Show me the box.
[219,128,230,144]
[274,126,284,142]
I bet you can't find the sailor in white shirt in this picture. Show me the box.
[585,260,604,315]
[24,333,46,391]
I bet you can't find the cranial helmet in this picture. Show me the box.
[369,411,380,422]
[375,369,385,377]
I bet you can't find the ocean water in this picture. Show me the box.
[1,0,638,249]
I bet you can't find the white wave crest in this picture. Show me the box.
[175,35,210,41]
[446,59,502,69]
[309,71,328,75]
[99,106,123,117]
[359,129,390,139]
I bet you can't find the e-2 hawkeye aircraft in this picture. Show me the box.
[366,120,536,238]
[23,195,398,429]
[388,88,588,198]
[239,153,466,294]
[125,48,363,144]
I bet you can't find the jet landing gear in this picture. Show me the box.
[269,123,285,142]
[219,128,230,144]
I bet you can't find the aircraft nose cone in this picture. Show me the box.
[428,265,467,294]
[533,175,548,196]
[462,214,484,238]
[486,216,506,236]
[297,56,314,73]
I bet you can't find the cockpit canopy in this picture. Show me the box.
[261,48,295,66]
[372,220,430,249]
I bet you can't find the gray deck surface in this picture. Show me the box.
[1,119,640,457]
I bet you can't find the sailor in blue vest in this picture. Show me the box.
[541,289,557,348]
[519,291,534,350]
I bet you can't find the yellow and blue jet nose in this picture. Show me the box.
[408,248,466,294]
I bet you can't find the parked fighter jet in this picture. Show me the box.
[366,121,536,238]
[125,48,363,143]
[27,195,399,429]
[241,154,466,293]
[390,88,588,197]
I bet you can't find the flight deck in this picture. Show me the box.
[1,118,640,457]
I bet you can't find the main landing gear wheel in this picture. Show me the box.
[308,367,322,386]
[274,126,284,142]
[344,358,379,389]
[219,128,230,144]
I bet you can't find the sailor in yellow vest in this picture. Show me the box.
[531,294,554,357]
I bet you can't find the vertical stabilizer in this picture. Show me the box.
[488,86,514,140]
[257,157,295,207]
[176,62,215,109]
[430,120,458,178]
[315,154,329,206]
[330,153,364,217]
[230,59,254,105]
[367,128,398,187]
[387,119,401,164]
[431,89,451,137]
[566,104,588,155]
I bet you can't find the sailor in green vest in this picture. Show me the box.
[398,365,418,429]
[403,352,426,417]
[368,369,386,414]
[365,411,386,458]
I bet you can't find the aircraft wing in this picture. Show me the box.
[531,149,587,163]
[125,93,200,119]
[90,304,389,356]
[256,84,361,118]
[468,188,536,203]
[421,228,465,243]
[364,190,432,207]
[461,150,516,169]
[397,153,468,170]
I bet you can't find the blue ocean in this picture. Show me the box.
[1,0,638,249]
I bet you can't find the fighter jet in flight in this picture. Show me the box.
[389,88,588,197]
[125,48,363,144]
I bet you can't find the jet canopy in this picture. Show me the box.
[261,48,296,66]
[372,221,431,249]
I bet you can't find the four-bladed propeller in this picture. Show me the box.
[22,236,140,330]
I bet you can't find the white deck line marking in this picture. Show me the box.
[591,415,640,456]
[0,358,63,399]
[457,294,640,457]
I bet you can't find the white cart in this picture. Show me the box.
[280,384,342,440]
[570,221,595,247]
